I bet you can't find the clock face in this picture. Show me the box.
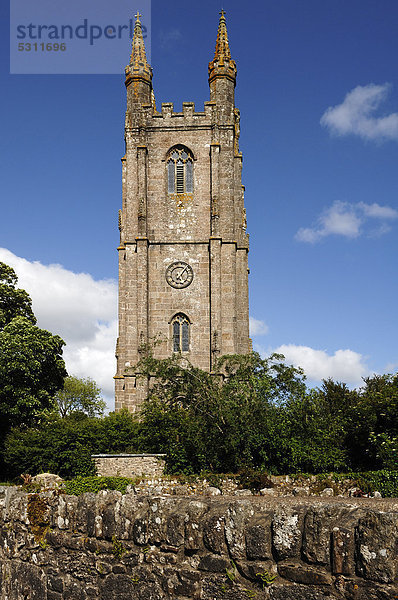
[166,261,194,289]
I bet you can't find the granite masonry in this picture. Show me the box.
[115,12,250,413]
[0,486,397,599]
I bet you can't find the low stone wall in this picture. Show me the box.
[91,453,166,478]
[0,486,397,599]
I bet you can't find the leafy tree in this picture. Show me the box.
[137,353,218,473]
[0,263,67,441]
[0,316,67,436]
[279,387,349,473]
[54,376,105,418]
[288,379,360,472]
[137,351,317,474]
[136,352,386,475]
[345,373,398,470]
[0,262,36,328]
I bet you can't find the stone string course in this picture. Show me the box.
[0,487,397,599]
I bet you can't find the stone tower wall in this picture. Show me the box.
[115,17,250,413]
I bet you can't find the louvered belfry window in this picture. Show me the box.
[167,146,193,194]
[172,314,190,352]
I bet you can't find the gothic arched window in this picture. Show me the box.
[172,313,190,352]
[167,146,193,194]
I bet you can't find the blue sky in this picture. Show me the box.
[1,0,398,406]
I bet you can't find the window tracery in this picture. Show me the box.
[172,313,190,352]
[167,146,193,195]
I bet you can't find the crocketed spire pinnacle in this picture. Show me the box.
[208,10,236,93]
[214,9,231,61]
[129,12,151,75]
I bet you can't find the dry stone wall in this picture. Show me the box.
[0,486,397,599]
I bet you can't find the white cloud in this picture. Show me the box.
[320,83,398,142]
[159,28,183,49]
[0,248,117,409]
[249,317,269,336]
[273,344,368,386]
[63,322,117,404]
[384,361,398,373]
[295,200,398,243]
[294,227,321,244]
[358,202,398,219]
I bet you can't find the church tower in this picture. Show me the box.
[115,12,250,413]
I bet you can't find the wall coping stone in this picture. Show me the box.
[91,453,166,458]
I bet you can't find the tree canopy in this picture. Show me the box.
[54,376,106,418]
[0,262,67,438]
[137,351,320,473]
[0,262,36,328]
[135,352,398,475]
[2,348,397,479]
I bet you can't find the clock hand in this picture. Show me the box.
[175,265,188,281]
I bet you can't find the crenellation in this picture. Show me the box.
[160,102,173,117]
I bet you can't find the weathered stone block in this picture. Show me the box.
[225,500,253,560]
[277,560,332,585]
[132,516,148,545]
[236,559,276,582]
[198,554,231,572]
[356,512,398,583]
[245,520,272,560]
[102,506,117,540]
[77,493,98,536]
[173,569,202,598]
[185,500,207,552]
[48,574,64,592]
[303,505,353,566]
[164,513,185,548]
[269,583,335,599]
[331,527,354,575]
[203,514,225,554]
[100,573,140,600]
[272,506,303,560]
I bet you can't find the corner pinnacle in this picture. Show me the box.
[208,10,236,92]
[214,9,232,61]
[129,12,151,74]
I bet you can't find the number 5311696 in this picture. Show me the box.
[18,43,66,51]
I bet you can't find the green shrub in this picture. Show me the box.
[309,470,398,498]
[64,475,139,495]
[237,467,274,491]
[3,410,140,480]
[350,470,398,498]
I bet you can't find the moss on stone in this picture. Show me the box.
[27,493,49,544]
